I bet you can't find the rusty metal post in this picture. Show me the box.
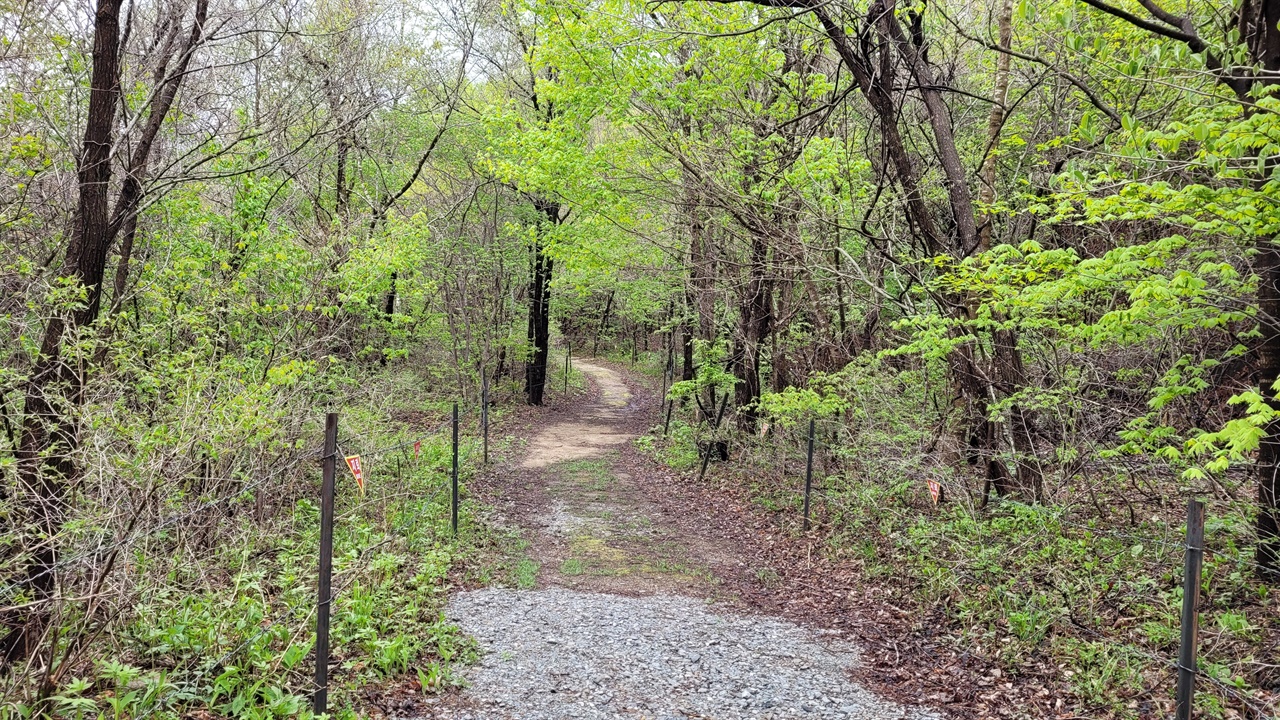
[663,397,674,438]
[661,342,674,437]
[482,373,489,465]
[451,402,459,536]
[314,413,338,715]
[803,419,815,531]
[1175,498,1205,720]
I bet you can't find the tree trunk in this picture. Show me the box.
[3,0,123,665]
[1258,236,1280,577]
[833,244,847,339]
[993,328,1043,499]
[809,4,942,254]
[889,0,1043,497]
[681,318,694,383]
[335,135,351,216]
[2,0,209,663]
[882,2,978,255]
[525,199,559,406]
[977,0,1015,252]
[684,180,717,419]
[730,232,771,430]
[593,290,614,355]
[770,290,789,393]
[379,271,397,368]
[1248,0,1280,580]
[108,0,209,318]
[1079,0,1280,577]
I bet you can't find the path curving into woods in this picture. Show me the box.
[416,359,933,720]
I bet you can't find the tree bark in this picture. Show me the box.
[335,134,351,216]
[3,0,209,663]
[881,3,978,254]
[1257,236,1280,577]
[593,290,614,355]
[684,177,717,419]
[977,0,1015,252]
[730,231,772,430]
[4,0,124,665]
[1244,0,1280,582]
[681,318,695,383]
[525,198,559,405]
[808,4,942,254]
[109,0,209,316]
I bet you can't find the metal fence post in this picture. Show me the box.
[481,373,489,466]
[661,343,673,438]
[803,419,815,532]
[660,342,671,409]
[314,413,338,715]
[564,343,571,395]
[451,402,459,536]
[1176,498,1205,720]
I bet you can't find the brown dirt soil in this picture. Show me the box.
[475,359,744,598]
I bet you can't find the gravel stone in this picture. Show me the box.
[432,587,934,720]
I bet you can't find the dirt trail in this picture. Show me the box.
[519,360,633,469]
[521,359,726,596]
[416,358,931,720]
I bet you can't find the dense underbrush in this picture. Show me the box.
[633,348,1280,719]
[0,366,493,718]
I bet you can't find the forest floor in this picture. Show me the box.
[410,359,935,720]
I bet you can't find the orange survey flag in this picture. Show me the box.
[345,455,366,495]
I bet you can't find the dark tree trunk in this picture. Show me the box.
[335,135,351,216]
[681,319,694,383]
[108,0,207,315]
[1249,0,1280,580]
[809,4,941,254]
[3,0,123,665]
[593,290,614,355]
[2,0,208,664]
[882,2,977,254]
[379,272,397,368]
[833,244,846,338]
[730,232,772,430]
[994,328,1043,500]
[685,185,717,419]
[525,199,559,406]
[1258,236,1280,577]
[384,272,397,319]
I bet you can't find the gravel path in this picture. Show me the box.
[428,588,930,720]
[418,360,934,720]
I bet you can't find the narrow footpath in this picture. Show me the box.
[420,359,932,720]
